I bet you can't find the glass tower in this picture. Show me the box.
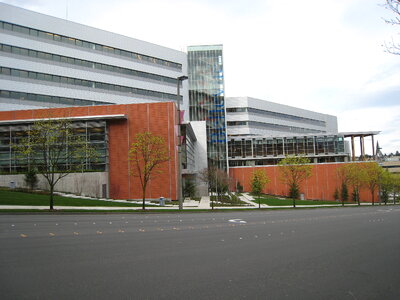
[188,45,228,170]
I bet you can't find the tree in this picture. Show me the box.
[392,173,400,204]
[129,132,170,210]
[24,168,38,191]
[362,162,384,206]
[342,164,365,205]
[341,182,349,206]
[250,169,270,208]
[337,166,349,206]
[384,0,400,54]
[380,170,393,204]
[199,167,230,209]
[278,156,313,207]
[14,117,97,210]
[183,179,196,198]
[333,188,340,202]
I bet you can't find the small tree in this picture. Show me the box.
[341,182,349,206]
[183,179,196,198]
[333,188,339,202]
[380,170,393,205]
[199,167,230,209]
[236,181,243,193]
[392,173,400,204]
[337,165,349,206]
[14,117,97,210]
[129,132,170,210]
[343,164,365,205]
[362,162,384,205]
[24,168,38,191]
[278,155,313,208]
[250,169,270,208]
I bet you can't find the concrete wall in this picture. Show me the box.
[185,120,208,196]
[0,172,108,198]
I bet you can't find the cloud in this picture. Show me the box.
[1,0,399,153]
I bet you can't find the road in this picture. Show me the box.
[1,206,399,299]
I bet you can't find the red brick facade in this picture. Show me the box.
[0,102,179,200]
[230,162,376,202]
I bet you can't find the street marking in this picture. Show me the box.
[20,234,27,238]
[138,229,145,232]
[118,229,125,233]
[96,231,102,234]
[73,232,79,235]
[229,219,247,224]
[49,233,55,237]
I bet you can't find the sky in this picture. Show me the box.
[1,0,399,154]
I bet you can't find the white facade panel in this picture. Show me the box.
[226,96,338,137]
[0,3,188,118]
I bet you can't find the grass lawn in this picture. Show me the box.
[251,195,346,206]
[0,189,155,207]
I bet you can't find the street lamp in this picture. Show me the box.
[177,75,188,210]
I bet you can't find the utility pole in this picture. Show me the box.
[177,75,188,210]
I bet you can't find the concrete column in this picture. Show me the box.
[372,134,376,160]
[361,135,365,161]
[351,136,355,161]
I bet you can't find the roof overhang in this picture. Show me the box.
[340,131,381,137]
[0,114,127,125]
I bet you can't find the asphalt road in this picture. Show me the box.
[1,206,399,300]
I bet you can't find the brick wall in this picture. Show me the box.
[229,162,376,202]
[0,102,178,200]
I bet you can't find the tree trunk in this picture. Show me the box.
[293,198,296,208]
[258,195,261,209]
[49,185,54,210]
[372,191,375,206]
[142,183,147,210]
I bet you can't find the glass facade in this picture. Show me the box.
[228,135,346,166]
[0,121,108,174]
[188,45,227,170]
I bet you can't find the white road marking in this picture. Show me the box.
[229,219,247,224]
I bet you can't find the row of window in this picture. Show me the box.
[228,136,345,158]
[0,67,180,101]
[226,107,326,127]
[0,90,110,107]
[228,156,345,167]
[0,21,181,70]
[227,120,324,134]
[0,43,178,86]
[0,122,108,173]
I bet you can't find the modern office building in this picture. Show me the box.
[0,3,188,118]
[188,45,228,170]
[226,96,338,137]
[0,103,208,199]
[225,96,348,166]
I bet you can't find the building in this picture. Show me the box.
[226,96,338,137]
[0,3,188,119]
[0,103,207,199]
[188,45,228,170]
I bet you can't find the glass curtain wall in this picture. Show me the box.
[188,45,227,170]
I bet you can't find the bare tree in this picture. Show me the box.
[14,117,97,210]
[384,0,400,54]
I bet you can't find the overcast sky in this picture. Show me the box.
[2,0,399,154]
